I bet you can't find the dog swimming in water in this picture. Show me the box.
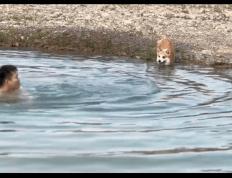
[156,35,175,66]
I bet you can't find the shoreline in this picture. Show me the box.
[0,5,231,67]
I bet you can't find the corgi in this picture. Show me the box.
[156,35,175,65]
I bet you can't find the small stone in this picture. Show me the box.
[201,50,212,55]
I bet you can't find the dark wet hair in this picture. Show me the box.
[0,65,18,87]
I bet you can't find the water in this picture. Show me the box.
[0,50,232,173]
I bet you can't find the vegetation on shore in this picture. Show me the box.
[0,27,156,60]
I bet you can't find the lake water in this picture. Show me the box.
[0,50,232,173]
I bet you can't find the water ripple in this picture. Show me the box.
[126,146,232,155]
[0,50,232,172]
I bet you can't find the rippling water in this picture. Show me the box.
[0,50,232,172]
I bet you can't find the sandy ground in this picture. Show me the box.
[0,4,231,66]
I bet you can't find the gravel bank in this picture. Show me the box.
[0,4,231,66]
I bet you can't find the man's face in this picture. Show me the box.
[6,71,20,91]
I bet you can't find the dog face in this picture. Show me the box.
[156,48,171,65]
[156,36,175,66]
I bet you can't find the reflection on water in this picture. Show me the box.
[0,50,232,172]
[0,89,32,104]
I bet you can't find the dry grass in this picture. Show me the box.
[0,27,157,59]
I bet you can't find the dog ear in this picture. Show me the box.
[164,49,170,55]
[157,48,161,53]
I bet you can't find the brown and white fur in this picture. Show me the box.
[156,35,175,66]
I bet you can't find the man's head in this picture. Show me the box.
[0,65,20,93]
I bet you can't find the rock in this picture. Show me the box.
[12,42,19,47]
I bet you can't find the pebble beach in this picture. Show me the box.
[0,4,231,66]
